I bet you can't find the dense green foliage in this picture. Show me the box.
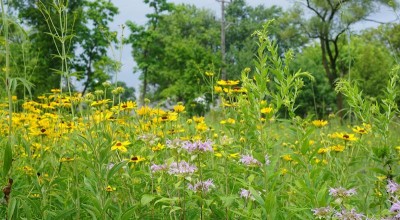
[1,0,398,115]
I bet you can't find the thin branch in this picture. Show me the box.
[306,0,325,20]
[362,18,393,24]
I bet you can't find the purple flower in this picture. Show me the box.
[150,163,168,173]
[181,140,213,153]
[329,187,356,198]
[168,160,197,175]
[391,201,400,213]
[312,206,331,219]
[239,188,260,200]
[333,208,364,220]
[239,154,262,166]
[239,188,252,200]
[188,179,215,193]
[387,180,400,194]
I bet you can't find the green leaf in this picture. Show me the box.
[120,207,137,220]
[249,187,264,206]
[107,161,127,180]
[3,143,12,176]
[7,197,18,220]
[219,195,237,208]
[141,194,156,206]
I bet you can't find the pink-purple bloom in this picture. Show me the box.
[181,140,213,153]
[239,188,260,200]
[312,206,332,219]
[168,160,197,175]
[239,154,262,166]
[329,187,356,198]
[387,180,400,194]
[188,179,215,193]
[391,201,400,213]
[150,163,168,173]
[333,208,364,220]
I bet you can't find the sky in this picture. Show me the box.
[106,0,398,98]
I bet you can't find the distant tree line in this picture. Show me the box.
[1,0,399,117]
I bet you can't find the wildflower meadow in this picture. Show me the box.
[1,0,400,219]
[1,20,400,219]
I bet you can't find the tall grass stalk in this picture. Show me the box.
[38,0,76,118]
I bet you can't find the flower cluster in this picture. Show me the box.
[188,179,215,193]
[150,161,197,175]
[328,187,356,198]
[181,140,213,153]
[334,208,364,220]
[387,180,400,195]
[311,206,331,219]
[239,154,262,166]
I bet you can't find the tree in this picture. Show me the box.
[299,0,397,114]
[224,0,308,79]
[73,0,118,95]
[9,0,83,96]
[127,3,221,104]
[291,44,336,117]
[292,30,396,117]
[126,0,173,105]
[9,0,119,96]
[341,34,395,100]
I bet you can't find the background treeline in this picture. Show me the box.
[1,0,399,117]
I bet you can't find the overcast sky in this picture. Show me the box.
[106,0,398,98]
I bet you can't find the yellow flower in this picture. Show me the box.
[377,175,387,181]
[136,106,152,116]
[173,104,185,113]
[217,80,240,86]
[196,122,208,132]
[352,124,371,135]
[105,185,116,192]
[60,157,74,162]
[22,166,34,175]
[330,144,345,152]
[129,156,146,163]
[151,143,165,152]
[282,154,293,162]
[312,120,328,127]
[280,168,288,175]
[91,99,110,107]
[314,158,328,165]
[192,116,205,123]
[227,118,235,124]
[119,101,136,111]
[30,193,41,198]
[232,86,247,93]
[260,107,273,114]
[51,88,61,93]
[317,148,330,154]
[228,153,239,159]
[205,71,214,76]
[214,86,223,93]
[111,141,131,153]
[214,152,223,157]
[330,132,357,141]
